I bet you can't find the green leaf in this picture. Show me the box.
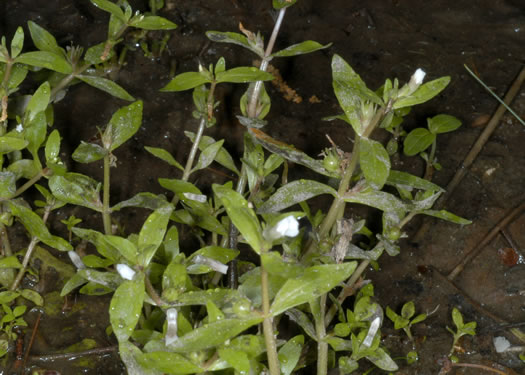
[9,201,72,251]
[20,289,43,306]
[160,72,211,92]
[366,347,399,371]
[72,227,120,261]
[0,136,28,153]
[6,64,28,91]
[104,235,138,264]
[273,0,297,9]
[72,141,108,163]
[205,31,263,57]
[343,184,407,215]
[188,246,239,265]
[403,128,435,156]
[0,256,22,269]
[110,275,145,342]
[213,184,264,253]
[77,75,135,101]
[271,262,357,316]
[84,42,115,65]
[25,81,50,121]
[138,205,174,267]
[419,209,471,225]
[218,348,250,374]
[90,0,127,22]
[136,351,202,374]
[105,100,143,151]
[360,137,390,189]
[278,335,303,375]
[45,129,61,163]
[401,301,415,319]
[27,21,64,55]
[10,27,24,59]
[215,67,273,84]
[249,128,339,178]
[192,140,224,172]
[393,77,450,109]
[0,291,20,304]
[0,172,16,199]
[144,146,183,171]
[386,170,443,192]
[428,114,462,134]
[129,15,177,30]
[112,192,169,211]
[331,54,383,136]
[16,51,72,74]
[184,132,240,175]
[261,252,304,279]
[258,179,337,213]
[272,40,331,57]
[452,307,463,328]
[49,173,102,211]
[166,317,262,352]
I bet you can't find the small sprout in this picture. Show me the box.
[116,264,136,280]
[446,307,477,356]
[386,300,427,342]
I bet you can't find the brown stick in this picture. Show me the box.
[413,65,525,243]
[22,311,42,373]
[447,198,525,280]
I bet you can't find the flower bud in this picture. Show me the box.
[408,68,426,92]
[264,216,300,242]
[116,264,136,280]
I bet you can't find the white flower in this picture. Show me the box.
[493,336,511,353]
[116,264,136,280]
[275,216,300,237]
[15,124,23,133]
[412,68,426,85]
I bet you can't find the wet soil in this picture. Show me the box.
[1,0,525,374]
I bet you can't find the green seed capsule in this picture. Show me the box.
[323,153,340,172]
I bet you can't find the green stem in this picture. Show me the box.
[261,264,280,375]
[315,294,328,375]
[102,153,112,235]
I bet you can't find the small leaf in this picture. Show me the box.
[27,21,64,55]
[112,192,169,211]
[205,31,262,56]
[105,101,143,151]
[278,335,304,375]
[213,184,264,253]
[215,67,273,84]
[72,227,120,261]
[110,275,145,342]
[90,0,127,22]
[78,75,135,101]
[218,348,250,374]
[272,40,331,57]
[192,140,224,172]
[25,81,50,121]
[366,347,399,371]
[273,0,297,9]
[45,129,61,163]
[386,170,443,192]
[20,289,43,306]
[401,301,415,319]
[344,185,407,214]
[0,172,16,199]
[403,128,436,156]
[258,179,337,213]
[360,137,390,189]
[49,173,102,211]
[16,51,72,74]
[452,307,464,328]
[138,205,174,267]
[271,262,357,316]
[104,235,138,264]
[144,146,183,171]
[428,114,462,134]
[129,15,177,30]
[10,27,24,59]
[184,132,240,175]
[393,77,450,109]
[160,72,211,92]
[419,209,471,225]
[0,291,20,304]
[72,141,108,163]
[0,137,28,153]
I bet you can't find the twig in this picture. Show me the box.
[413,65,525,242]
[447,198,525,280]
[22,311,42,372]
[28,345,118,362]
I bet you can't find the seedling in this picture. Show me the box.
[446,307,477,358]
[386,300,427,342]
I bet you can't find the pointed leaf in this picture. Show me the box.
[215,67,273,84]
[272,41,331,57]
[49,173,102,211]
[119,342,163,375]
[419,209,471,225]
[343,185,407,214]
[403,128,435,156]
[213,184,264,253]
[271,262,357,316]
[428,114,462,134]
[72,141,108,163]
[129,15,177,30]
[393,77,450,109]
[27,21,64,55]
[144,146,183,171]
[105,100,143,151]
[25,81,50,121]
[90,0,127,22]
[166,317,262,352]
[218,348,250,374]
[112,192,169,211]
[16,51,72,74]
[9,201,72,251]
[45,129,61,163]
[138,205,174,267]
[360,137,390,189]
[10,27,24,59]
[285,309,317,341]
[258,179,337,213]
[0,137,28,153]
[160,72,211,92]
[278,335,304,375]
[72,227,120,261]
[77,75,135,101]
[192,140,224,172]
[184,132,240,175]
[366,347,399,371]
[386,170,443,192]
[104,235,138,264]
[0,172,16,199]
[206,31,262,56]
[273,0,297,9]
[110,275,145,342]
